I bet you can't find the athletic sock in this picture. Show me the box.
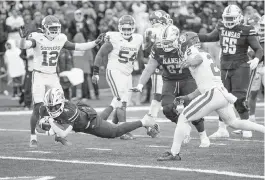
[199,131,207,140]
[219,121,227,130]
[100,106,114,120]
[171,116,191,156]
[149,100,161,118]
[30,134,37,141]
[192,119,205,133]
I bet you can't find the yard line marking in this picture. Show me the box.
[86,148,112,151]
[0,156,263,179]
[0,102,263,115]
[147,145,169,148]
[210,143,226,146]
[0,176,55,180]
[26,151,51,154]
[0,128,263,143]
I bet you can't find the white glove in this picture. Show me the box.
[248,57,259,70]
[92,75,99,84]
[130,84,143,92]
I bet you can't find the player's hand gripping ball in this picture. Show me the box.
[39,117,51,131]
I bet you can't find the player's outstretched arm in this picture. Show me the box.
[47,117,73,138]
[92,41,113,84]
[247,35,264,70]
[19,26,36,49]
[63,33,105,51]
[138,57,159,88]
[197,28,219,42]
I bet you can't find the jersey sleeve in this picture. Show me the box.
[149,45,160,61]
[27,32,37,48]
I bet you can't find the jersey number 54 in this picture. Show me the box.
[118,50,137,64]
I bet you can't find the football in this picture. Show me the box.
[39,117,70,131]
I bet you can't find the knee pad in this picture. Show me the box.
[162,104,180,123]
[234,98,248,114]
[110,98,122,109]
[153,93,162,102]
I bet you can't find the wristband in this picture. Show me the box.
[93,66,99,75]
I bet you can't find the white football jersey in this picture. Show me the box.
[187,47,223,93]
[106,32,143,75]
[29,32,67,74]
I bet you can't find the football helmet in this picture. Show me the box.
[118,15,135,39]
[43,88,65,118]
[42,15,61,40]
[178,32,201,58]
[258,15,265,36]
[149,10,172,28]
[222,5,242,29]
[160,24,180,52]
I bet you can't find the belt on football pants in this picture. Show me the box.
[33,69,57,74]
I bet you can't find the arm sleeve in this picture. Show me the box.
[63,40,97,51]
[197,28,219,42]
[139,57,159,85]
[94,42,113,67]
[247,35,263,61]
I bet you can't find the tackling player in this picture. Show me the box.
[142,10,172,136]
[92,15,144,140]
[133,24,210,148]
[197,5,263,138]
[19,15,105,147]
[248,15,264,123]
[38,88,155,141]
[157,32,265,161]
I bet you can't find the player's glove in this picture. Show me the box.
[19,26,27,38]
[248,57,259,70]
[130,84,143,92]
[173,96,189,106]
[95,33,106,45]
[92,66,99,84]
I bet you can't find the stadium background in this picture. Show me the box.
[0,0,264,107]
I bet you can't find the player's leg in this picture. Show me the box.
[30,71,45,147]
[217,103,265,134]
[231,66,252,137]
[106,69,121,123]
[161,81,179,124]
[85,114,155,138]
[210,69,231,138]
[249,67,262,122]
[150,73,162,118]
[158,88,224,161]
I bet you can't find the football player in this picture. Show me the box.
[142,10,172,137]
[248,15,264,123]
[133,24,210,148]
[157,32,265,161]
[38,88,155,141]
[19,15,105,147]
[92,15,144,140]
[197,5,263,138]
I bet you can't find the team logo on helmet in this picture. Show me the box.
[179,35,186,43]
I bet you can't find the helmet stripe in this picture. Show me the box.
[227,5,231,13]
[163,25,170,39]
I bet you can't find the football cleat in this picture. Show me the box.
[29,139,38,148]
[157,151,181,161]
[242,131,252,138]
[55,135,72,146]
[209,129,230,139]
[146,123,160,138]
[120,132,135,140]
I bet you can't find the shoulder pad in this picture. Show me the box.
[133,33,143,43]
[105,32,120,44]
[58,33,68,42]
[28,32,40,40]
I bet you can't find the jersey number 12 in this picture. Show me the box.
[42,51,59,66]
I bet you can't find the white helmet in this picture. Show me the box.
[118,15,136,40]
[42,15,61,40]
[43,88,65,118]
[160,24,180,52]
[222,5,242,29]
